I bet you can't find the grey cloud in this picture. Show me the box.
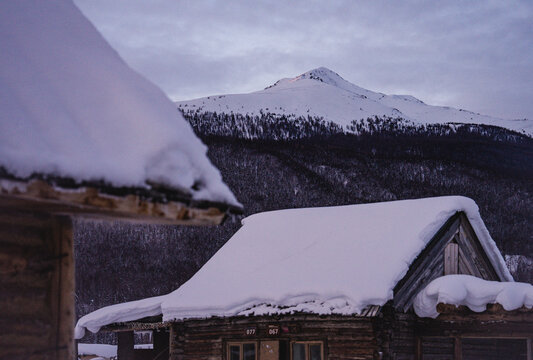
[74,0,533,119]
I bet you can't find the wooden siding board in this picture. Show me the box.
[444,243,458,275]
[457,247,478,278]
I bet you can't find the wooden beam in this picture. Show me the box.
[415,336,422,360]
[0,179,227,225]
[416,313,533,338]
[52,216,75,360]
[454,337,462,360]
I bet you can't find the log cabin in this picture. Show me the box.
[0,1,240,359]
[77,196,532,360]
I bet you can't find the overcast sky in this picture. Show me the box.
[73,0,533,120]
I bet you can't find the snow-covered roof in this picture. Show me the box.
[414,275,533,318]
[0,1,238,207]
[75,196,512,338]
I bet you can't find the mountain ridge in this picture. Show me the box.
[177,67,532,136]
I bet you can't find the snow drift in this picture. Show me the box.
[414,274,533,318]
[0,0,238,206]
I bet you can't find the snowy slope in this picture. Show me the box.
[177,67,532,136]
[0,0,238,206]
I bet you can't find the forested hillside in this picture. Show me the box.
[75,118,532,342]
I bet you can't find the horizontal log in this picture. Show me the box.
[327,345,375,355]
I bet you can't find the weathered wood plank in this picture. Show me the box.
[457,246,479,277]
[444,242,458,275]
[52,215,75,360]
[458,213,499,281]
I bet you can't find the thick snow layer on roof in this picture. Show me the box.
[414,275,533,318]
[0,0,238,206]
[75,196,512,338]
[75,294,165,339]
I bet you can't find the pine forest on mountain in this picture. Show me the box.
[76,111,533,342]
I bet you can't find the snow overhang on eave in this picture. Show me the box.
[0,178,241,226]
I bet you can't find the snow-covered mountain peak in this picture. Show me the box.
[297,67,346,86]
[267,67,376,99]
[177,68,532,136]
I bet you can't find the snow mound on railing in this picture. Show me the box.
[414,274,533,318]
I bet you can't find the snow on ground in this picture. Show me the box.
[75,196,511,338]
[177,67,532,135]
[414,274,533,318]
[0,1,238,206]
[78,343,116,358]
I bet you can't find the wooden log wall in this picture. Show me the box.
[374,306,418,360]
[169,315,379,360]
[415,308,533,360]
[419,337,454,360]
[0,208,74,359]
[462,338,528,360]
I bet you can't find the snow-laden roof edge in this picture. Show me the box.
[75,295,166,339]
[414,275,533,318]
[0,1,240,208]
[75,196,512,339]
[456,203,513,282]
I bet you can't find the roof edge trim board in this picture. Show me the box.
[393,212,461,311]
[458,213,500,281]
